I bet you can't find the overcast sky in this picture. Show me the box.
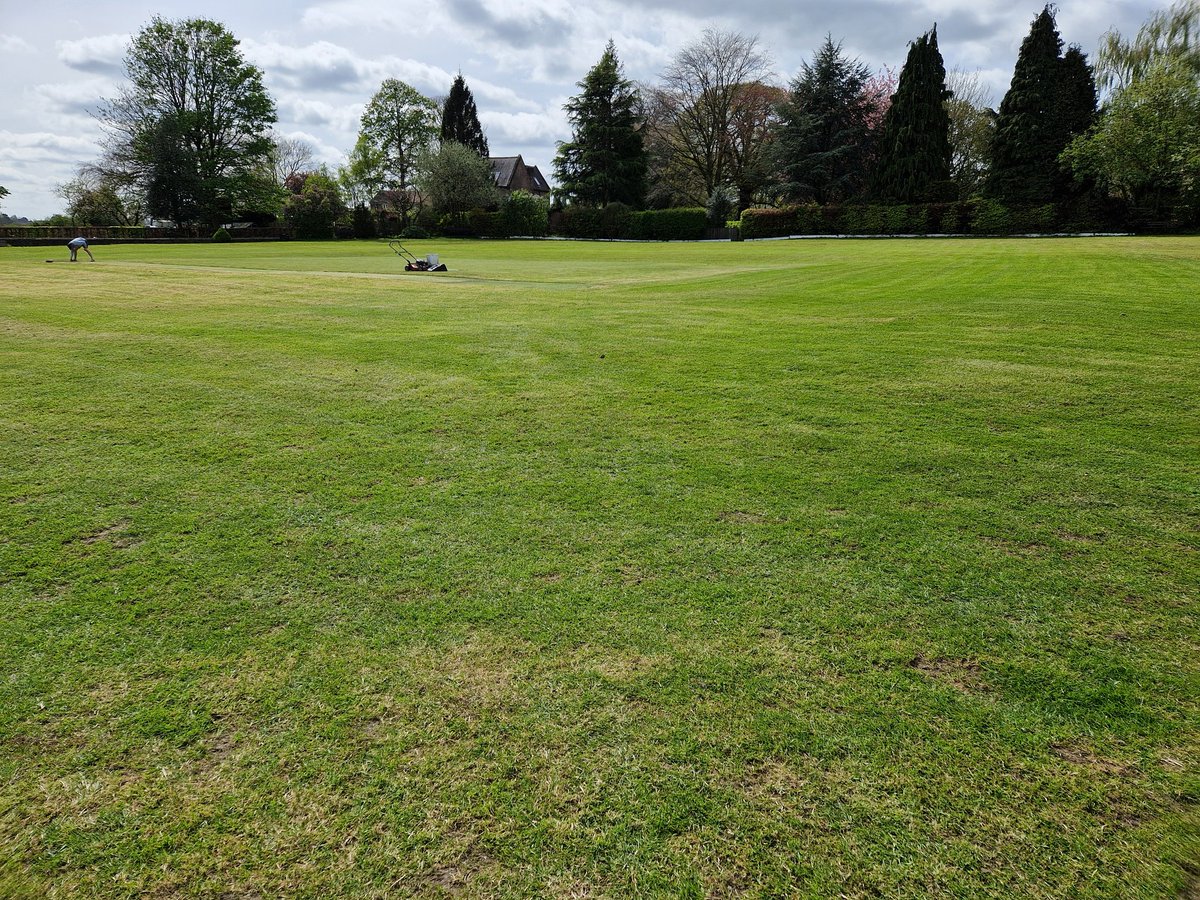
[0,0,1167,218]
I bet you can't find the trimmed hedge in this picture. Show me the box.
[740,201,1129,238]
[551,205,707,241]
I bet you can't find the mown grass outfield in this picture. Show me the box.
[0,236,1197,898]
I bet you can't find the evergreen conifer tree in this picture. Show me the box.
[986,6,1073,203]
[869,27,952,202]
[553,41,647,208]
[773,36,874,204]
[440,74,489,158]
[1052,46,1098,195]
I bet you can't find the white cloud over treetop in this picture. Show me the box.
[56,34,130,75]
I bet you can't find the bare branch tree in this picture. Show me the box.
[646,29,774,206]
[269,133,317,186]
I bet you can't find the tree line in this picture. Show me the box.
[49,2,1200,234]
[560,2,1199,229]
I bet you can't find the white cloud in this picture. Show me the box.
[56,34,129,75]
[30,80,118,119]
[276,96,364,134]
[247,39,374,92]
[0,130,100,169]
[247,37,541,112]
[300,1,425,31]
[1,34,36,54]
[481,110,566,145]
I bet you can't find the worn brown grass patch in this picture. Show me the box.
[1051,742,1131,776]
[76,519,140,549]
[909,654,988,693]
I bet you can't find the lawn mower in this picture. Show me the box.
[389,240,447,272]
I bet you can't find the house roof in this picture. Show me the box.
[525,165,550,193]
[489,155,551,194]
[490,156,521,188]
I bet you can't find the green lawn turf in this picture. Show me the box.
[0,237,1197,898]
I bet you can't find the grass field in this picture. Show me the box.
[0,236,1197,898]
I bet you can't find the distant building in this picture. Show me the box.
[370,189,424,215]
[489,156,550,198]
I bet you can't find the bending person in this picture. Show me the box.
[67,236,95,262]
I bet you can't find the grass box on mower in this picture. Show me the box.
[389,241,448,272]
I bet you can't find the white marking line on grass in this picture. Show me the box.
[106,261,580,287]
[108,262,434,280]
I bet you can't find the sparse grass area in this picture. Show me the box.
[0,236,1197,898]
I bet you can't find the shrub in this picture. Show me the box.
[598,202,634,239]
[706,188,736,227]
[552,204,706,241]
[631,207,706,240]
[400,225,430,239]
[739,208,799,239]
[351,204,376,239]
[796,204,825,234]
[922,203,952,233]
[557,205,604,238]
[739,205,830,238]
[499,190,550,237]
[467,208,501,238]
[882,205,909,234]
[839,206,864,234]
[971,199,1012,235]
[1009,204,1057,234]
[212,227,232,243]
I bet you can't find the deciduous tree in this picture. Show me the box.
[418,141,499,223]
[283,168,347,239]
[725,81,785,211]
[357,79,439,225]
[58,167,145,226]
[96,16,277,226]
[1062,57,1200,217]
[945,69,995,199]
[338,135,388,209]
[268,134,316,187]
[646,29,774,206]
[1096,0,1200,93]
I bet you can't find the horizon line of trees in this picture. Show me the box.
[554,2,1198,227]
[44,2,1200,233]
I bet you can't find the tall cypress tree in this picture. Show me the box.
[986,6,1067,203]
[552,41,647,208]
[869,27,952,202]
[440,74,489,158]
[773,36,874,204]
[1052,46,1098,196]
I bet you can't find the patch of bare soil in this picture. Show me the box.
[980,535,1048,556]
[737,758,810,801]
[1057,530,1102,545]
[719,510,770,524]
[416,848,496,894]
[1050,742,1131,776]
[76,519,140,549]
[909,654,988,693]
